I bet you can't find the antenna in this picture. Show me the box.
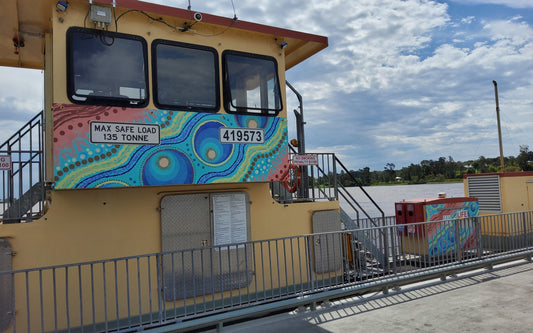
[493,80,505,172]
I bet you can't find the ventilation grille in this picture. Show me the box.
[467,175,501,212]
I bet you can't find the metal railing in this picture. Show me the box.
[0,111,45,223]
[1,211,532,332]
[271,151,384,223]
[271,152,336,203]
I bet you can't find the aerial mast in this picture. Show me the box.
[493,80,505,172]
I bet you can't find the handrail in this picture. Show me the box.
[0,111,45,223]
[0,112,43,150]
[1,211,532,332]
[334,156,385,223]
[276,150,386,227]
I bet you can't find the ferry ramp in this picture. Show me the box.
[205,259,533,332]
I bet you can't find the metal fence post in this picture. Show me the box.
[522,212,529,247]
[306,236,315,291]
[455,219,461,263]
[332,154,338,200]
[475,216,482,259]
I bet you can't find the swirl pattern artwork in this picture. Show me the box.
[52,104,289,189]
[425,201,479,256]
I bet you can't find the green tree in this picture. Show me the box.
[359,167,371,186]
[517,145,532,171]
[383,163,396,182]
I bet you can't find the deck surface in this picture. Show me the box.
[209,259,533,332]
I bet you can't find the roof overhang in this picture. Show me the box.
[0,0,328,70]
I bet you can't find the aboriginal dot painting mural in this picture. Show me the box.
[53,104,289,189]
[425,201,479,256]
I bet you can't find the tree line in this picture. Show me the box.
[334,145,533,187]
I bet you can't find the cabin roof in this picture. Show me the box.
[0,0,328,70]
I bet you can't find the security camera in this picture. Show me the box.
[193,12,202,22]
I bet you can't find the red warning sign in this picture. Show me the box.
[0,155,12,171]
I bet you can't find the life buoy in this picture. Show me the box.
[282,163,301,193]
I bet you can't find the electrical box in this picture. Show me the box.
[90,5,113,27]
[395,197,479,257]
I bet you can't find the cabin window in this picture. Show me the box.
[223,51,282,115]
[66,27,149,107]
[152,40,219,112]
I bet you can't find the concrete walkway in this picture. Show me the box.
[210,259,533,332]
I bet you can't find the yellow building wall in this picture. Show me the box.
[464,173,533,236]
[1,183,340,332]
[500,175,531,212]
[51,1,288,115]
[0,2,336,332]
[1,183,338,269]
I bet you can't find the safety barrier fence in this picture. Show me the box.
[1,211,532,332]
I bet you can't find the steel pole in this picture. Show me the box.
[493,80,505,172]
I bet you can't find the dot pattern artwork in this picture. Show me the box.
[53,104,289,189]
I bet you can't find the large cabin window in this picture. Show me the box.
[152,40,219,112]
[223,51,282,116]
[66,27,149,107]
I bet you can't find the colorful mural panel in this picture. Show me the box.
[425,201,479,256]
[52,104,289,189]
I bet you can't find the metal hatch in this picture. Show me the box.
[160,192,252,300]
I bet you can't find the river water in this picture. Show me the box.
[340,182,465,218]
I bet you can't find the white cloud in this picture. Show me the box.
[461,16,476,24]
[2,0,533,171]
[450,0,533,9]
[0,67,43,114]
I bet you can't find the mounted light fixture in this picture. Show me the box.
[280,41,288,50]
[56,1,68,12]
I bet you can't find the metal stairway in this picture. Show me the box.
[276,149,392,271]
[284,81,391,271]
[332,157,392,271]
[0,111,45,223]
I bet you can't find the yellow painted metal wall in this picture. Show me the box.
[0,2,336,331]
[464,172,533,236]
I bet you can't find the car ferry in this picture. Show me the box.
[0,0,352,331]
[1,1,532,332]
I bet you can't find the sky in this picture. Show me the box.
[1,0,532,171]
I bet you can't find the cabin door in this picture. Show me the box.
[160,193,252,300]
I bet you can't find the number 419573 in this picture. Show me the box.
[219,128,264,144]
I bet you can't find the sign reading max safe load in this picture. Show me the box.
[0,155,11,170]
[90,121,160,145]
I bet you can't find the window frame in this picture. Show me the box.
[222,50,283,116]
[66,27,149,108]
[152,39,220,113]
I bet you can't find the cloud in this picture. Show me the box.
[2,0,533,171]
[180,0,533,169]
[449,0,533,9]
[0,68,43,142]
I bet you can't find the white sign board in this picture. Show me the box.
[212,193,248,246]
[90,121,160,145]
[0,155,11,171]
[292,154,318,166]
[219,127,265,144]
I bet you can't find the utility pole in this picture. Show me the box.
[493,80,505,172]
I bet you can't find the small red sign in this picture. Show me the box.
[0,155,11,171]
